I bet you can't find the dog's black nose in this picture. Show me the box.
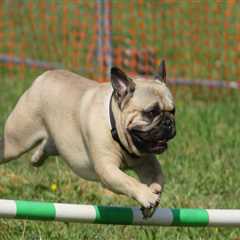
[163,119,172,129]
[162,117,176,140]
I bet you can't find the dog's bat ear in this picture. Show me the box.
[155,60,166,83]
[111,67,135,109]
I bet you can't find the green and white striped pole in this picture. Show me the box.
[1,199,240,227]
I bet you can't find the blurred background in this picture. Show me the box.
[0,0,239,84]
[0,1,240,239]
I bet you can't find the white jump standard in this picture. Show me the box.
[1,199,240,227]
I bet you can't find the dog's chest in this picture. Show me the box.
[63,151,98,181]
[122,154,144,168]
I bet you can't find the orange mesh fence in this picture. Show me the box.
[0,1,239,87]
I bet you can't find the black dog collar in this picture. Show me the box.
[109,93,139,158]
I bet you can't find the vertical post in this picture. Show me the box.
[97,0,104,81]
[103,0,112,80]
[97,0,112,82]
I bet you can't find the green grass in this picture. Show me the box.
[0,75,240,239]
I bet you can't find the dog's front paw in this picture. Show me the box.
[140,205,157,219]
[136,184,160,217]
[139,183,162,219]
[149,183,162,195]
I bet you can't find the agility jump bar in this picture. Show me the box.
[1,199,240,227]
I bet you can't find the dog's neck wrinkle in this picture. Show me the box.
[112,100,127,148]
[109,94,139,158]
[105,89,112,130]
[110,95,126,145]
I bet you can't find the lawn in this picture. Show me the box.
[0,74,239,239]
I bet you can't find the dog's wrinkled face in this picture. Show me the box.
[111,60,176,155]
[127,84,176,154]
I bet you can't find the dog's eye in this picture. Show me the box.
[143,107,161,119]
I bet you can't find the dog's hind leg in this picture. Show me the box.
[0,90,47,164]
[31,137,58,167]
[1,119,47,164]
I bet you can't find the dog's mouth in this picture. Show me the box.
[129,128,170,154]
[128,119,176,154]
[149,139,168,153]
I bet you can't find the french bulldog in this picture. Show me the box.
[0,60,176,218]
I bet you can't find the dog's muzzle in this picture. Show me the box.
[129,115,176,154]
